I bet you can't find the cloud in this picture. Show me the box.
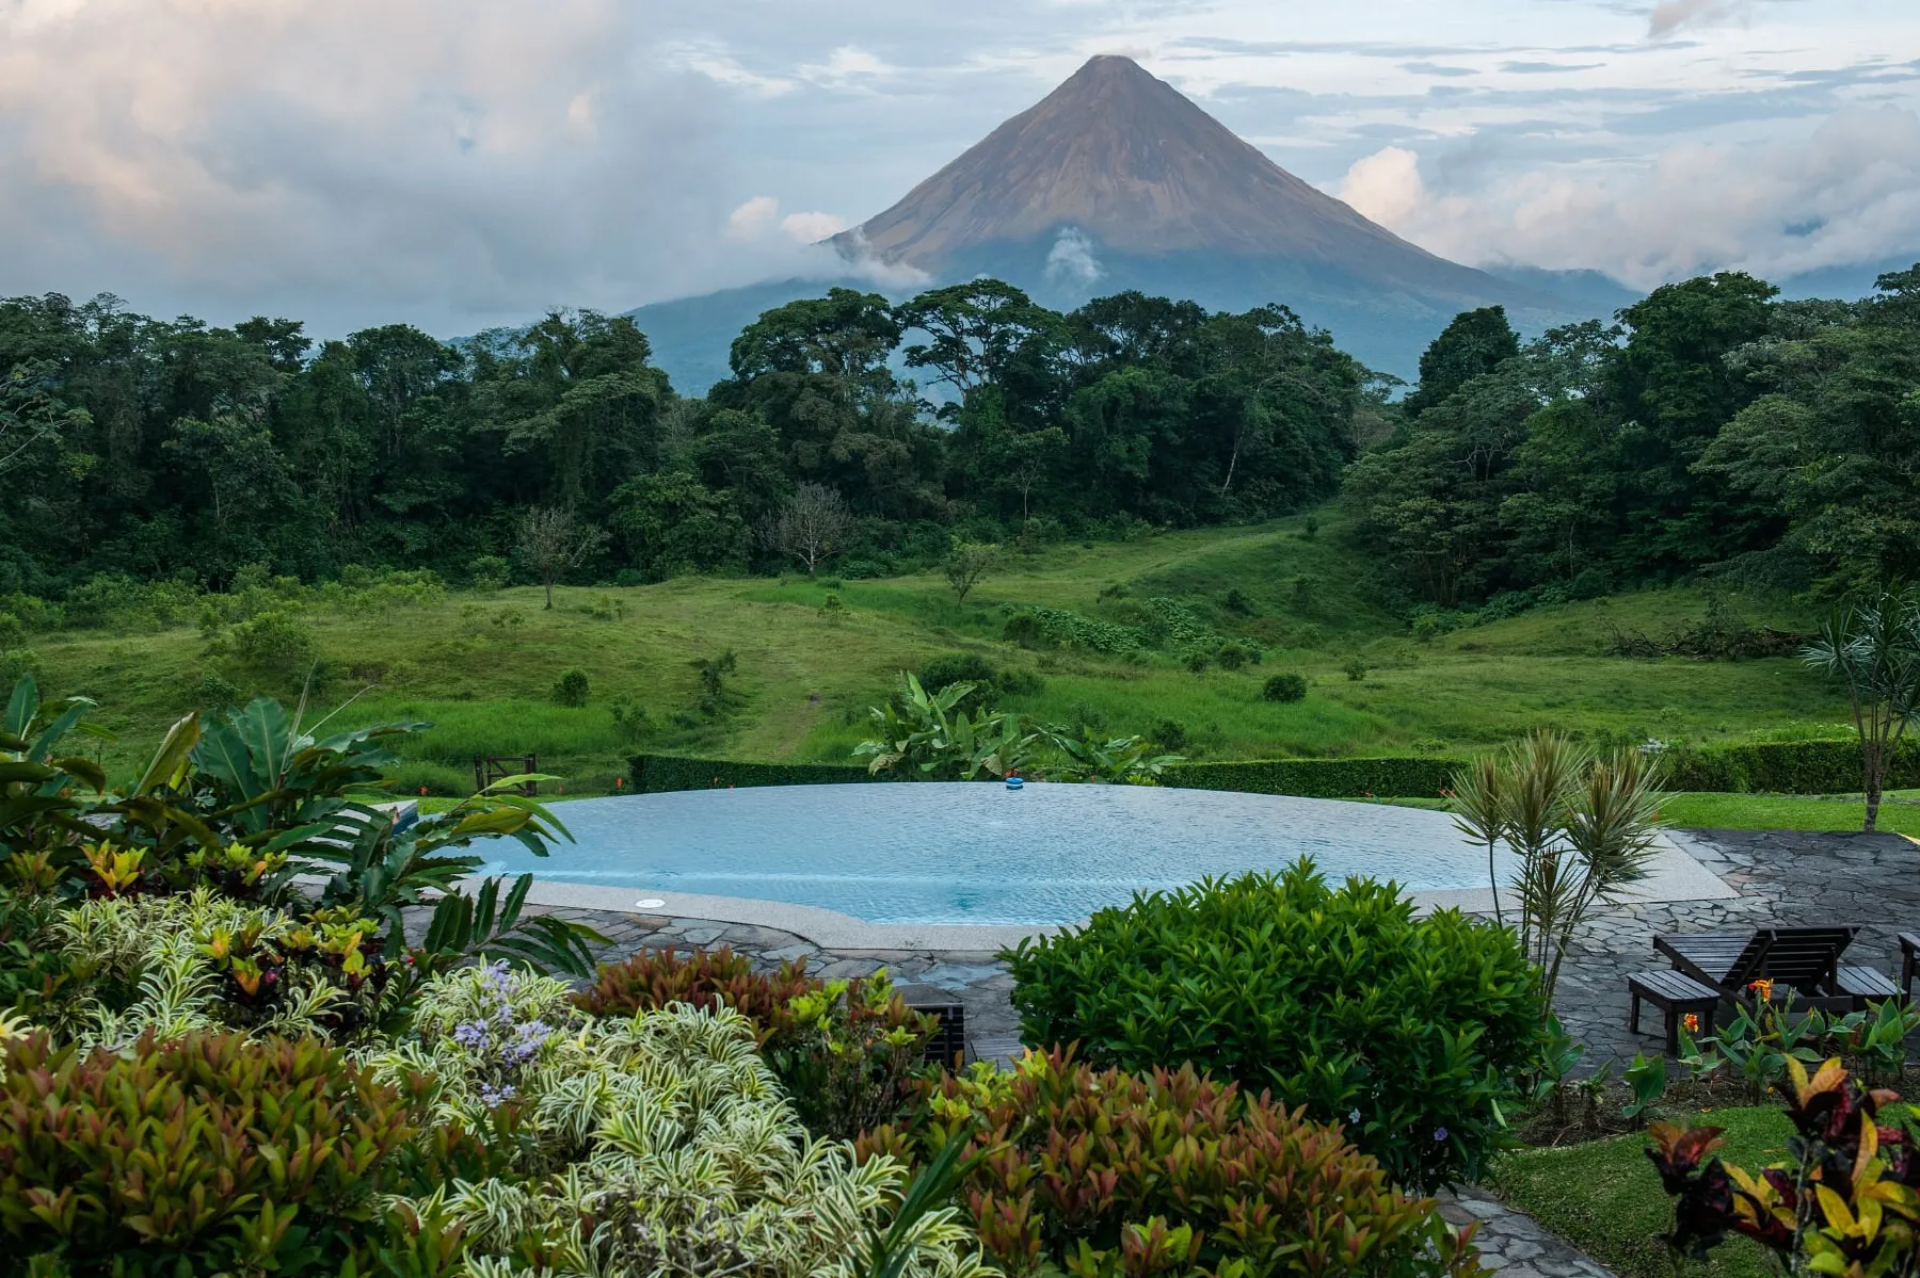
[780,211,851,242]
[1647,0,1761,37]
[0,0,807,334]
[1499,60,1606,74]
[1043,227,1104,289]
[727,196,782,239]
[1336,106,1920,288]
[798,45,898,91]
[1400,62,1476,78]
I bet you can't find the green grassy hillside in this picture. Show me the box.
[28,513,1849,793]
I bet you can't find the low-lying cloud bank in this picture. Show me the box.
[1339,106,1920,289]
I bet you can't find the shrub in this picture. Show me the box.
[0,1030,419,1275]
[0,646,38,691]
[551,667,590,706]
[468,554,510,591]
[1214,639,1259,670]
[1223,587,1255,615]
[914,652,1041,711]
[1150,718,1189,752]
[608,697,655,745]
[629,754,876,792]
[574,946,934,1140]
[1002,865,1543,1190]
[1345,655,1370,681]
[573,945,814,1041]
[1263,672,1309,702]
[0,612,22,649]
[1002,612,1044,647]
[1661,737,1920,794]
[586,592,626,620]
[867,1050,1479,1278]
[190,669,242,710]
[228,609,316,675]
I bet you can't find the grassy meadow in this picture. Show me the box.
[24,510,1857,800]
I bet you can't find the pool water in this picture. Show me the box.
[473,783,1515,926]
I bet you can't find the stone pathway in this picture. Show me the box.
[1441,1190,1617,1278]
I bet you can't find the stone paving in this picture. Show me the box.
[1441,1189,1618,1278]
[1553,828,1920,1069]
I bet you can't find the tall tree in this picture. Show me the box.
[515,506,608,609]
[1402,306,1520,420]
[759,482,855,579]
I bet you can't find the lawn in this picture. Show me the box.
[1659,791,1920,837]
[1493,1106,1793,1278]
[25,511,1852,791]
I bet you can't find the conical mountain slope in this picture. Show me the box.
[835,55,1504,298]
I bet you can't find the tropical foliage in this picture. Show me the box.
[855,674,1179,784]
[1448,731,1665,1006]
[576,946,937,1141]
[863,1049,1483,1278]
[1801,585,1920,831]
[1001,864,1543,1191]
[1647,1057,1920,1275]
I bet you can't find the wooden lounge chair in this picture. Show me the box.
[1836,965,1905,1011]
[1656,926,1862,1011]
[1627,969,1721,1053]
[1899,933,1920,997]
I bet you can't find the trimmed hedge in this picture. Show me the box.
[628,752,1462,797]
[630,738,1918,800]
[629,754,878,793]
[1661,737,1920,795]
[1170,756,1465,799]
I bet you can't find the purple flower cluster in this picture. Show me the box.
[448,961,555,1108]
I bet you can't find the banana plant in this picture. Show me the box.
[855,673,1044,780]
[2,674,225,872]
[1040,722,1184,784]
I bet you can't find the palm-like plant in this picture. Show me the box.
[1801,586,1920,833]
[1449,731,1666,1011]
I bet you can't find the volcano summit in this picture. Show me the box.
[635,56,1588,388]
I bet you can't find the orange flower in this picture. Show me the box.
[1683,1013,1700,1033]
[1748,978,1775,1002]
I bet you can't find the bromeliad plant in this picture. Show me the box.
[1648,1057,1920,1274]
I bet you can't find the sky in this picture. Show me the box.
[2,0,1918,338]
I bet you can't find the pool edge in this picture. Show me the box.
[493,829,1735,950]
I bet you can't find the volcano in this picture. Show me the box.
[837,54,1486,293]
[632,56,1597,391]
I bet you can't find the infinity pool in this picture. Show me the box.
[472,783,1511,925]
